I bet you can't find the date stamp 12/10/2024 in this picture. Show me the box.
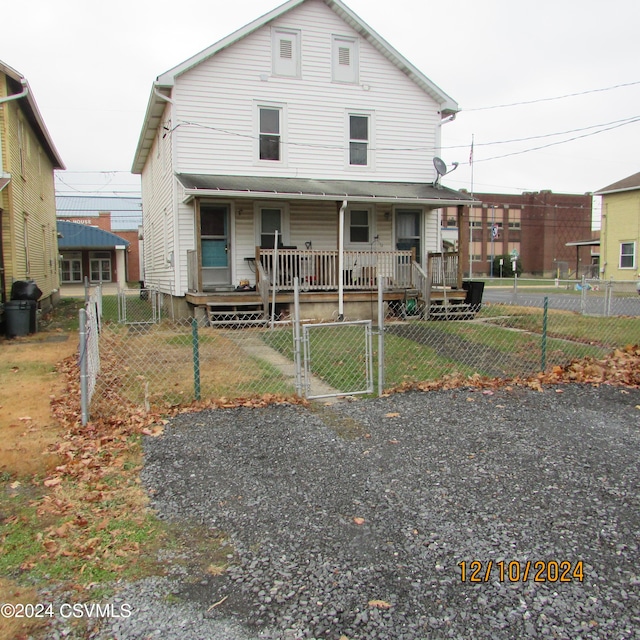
[458,560,584,583]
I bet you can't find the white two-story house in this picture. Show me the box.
[132,0,475,321]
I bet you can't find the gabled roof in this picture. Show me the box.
[0,60,65,170]
[595,171,640,195]
[57,220,129,250]
[132,0,458,174]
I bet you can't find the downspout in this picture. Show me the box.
[338,199,347,321]
[0,80,28,184]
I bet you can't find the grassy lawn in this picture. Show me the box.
[263,310,636,393]
[97,323,295,406]
[478,305,640,348]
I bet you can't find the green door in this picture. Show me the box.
[201,204,230,289]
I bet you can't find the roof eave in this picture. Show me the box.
[0,61,65,170]
[131,84,172,174]
[181,187,475,207]
[595,185,640,196]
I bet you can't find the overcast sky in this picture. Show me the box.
[3,0,639,199]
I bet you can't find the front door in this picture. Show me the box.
[200,204,231,290]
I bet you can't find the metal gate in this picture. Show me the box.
[117,288,161,324]
[301,320,374,400]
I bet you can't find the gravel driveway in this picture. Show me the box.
[98,384,639,639]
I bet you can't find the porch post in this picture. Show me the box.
[338,199,347,321]
[457,204,465,287]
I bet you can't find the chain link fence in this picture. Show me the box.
[81,280,640,419]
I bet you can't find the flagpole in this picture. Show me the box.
[469,134,474,280]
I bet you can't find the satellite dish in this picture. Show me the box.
[433,157,447,178]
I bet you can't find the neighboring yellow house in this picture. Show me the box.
[0,60,65,311]
[596,171,640,283]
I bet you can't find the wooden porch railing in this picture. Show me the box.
[427,252,460,288]
[256,248,414,291]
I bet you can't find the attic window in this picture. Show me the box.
[272,28,300,77]
[332,35,358,83]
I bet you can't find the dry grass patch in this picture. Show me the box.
[0,334,78,477]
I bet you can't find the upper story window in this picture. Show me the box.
[272,28,301,78]
[332,35,358,84]
[349,114,369,166]
[259,106,282,162]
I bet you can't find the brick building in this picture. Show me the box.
[442,191,595,278]
[56,196,142,283]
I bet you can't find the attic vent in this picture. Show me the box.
[338,46,350,66]
[280,39,293,59]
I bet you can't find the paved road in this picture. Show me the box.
[482,287,640,316]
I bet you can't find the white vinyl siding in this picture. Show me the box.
[171,0,442,183]
[140,101,182,294]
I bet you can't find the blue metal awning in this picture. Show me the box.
[57,220,130,249]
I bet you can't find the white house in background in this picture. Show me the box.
[132,0,476,321]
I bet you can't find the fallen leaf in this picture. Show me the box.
[385,412,400,418]
[353,517,365,525]
[368,599,392,609]
[43,477,62,487]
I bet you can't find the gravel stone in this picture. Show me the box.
[89,384,638,639]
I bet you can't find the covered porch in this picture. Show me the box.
[178,174,476,321]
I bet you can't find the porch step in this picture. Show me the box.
[206,303,267,327]
[426,302,479,320]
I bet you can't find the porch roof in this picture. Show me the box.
[178,174,479,207]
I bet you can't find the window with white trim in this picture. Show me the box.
[349,114,369,166]
[258,106,282,161]
[272,28,301,77]
[61,252,83,283]
[332,35,358,83]
[620,242,636,269]
[256,205,290,248]
[347,208,372,245]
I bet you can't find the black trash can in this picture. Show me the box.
[10,280,41,334]
[4,300,32,338]
[463,281,485,309]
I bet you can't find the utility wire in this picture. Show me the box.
[474,116,640,163]
[465,80,640,112]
